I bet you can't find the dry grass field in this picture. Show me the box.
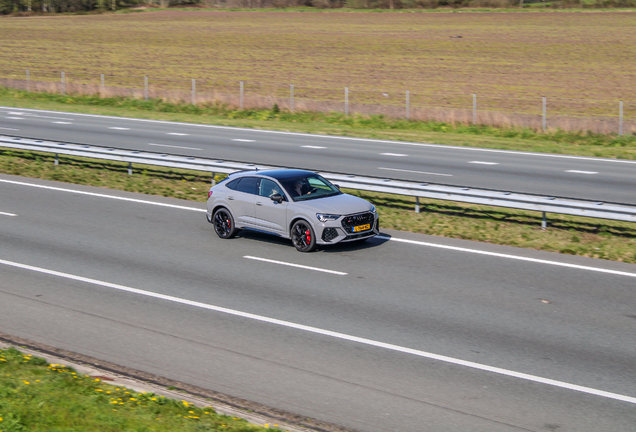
[1,9,636,131]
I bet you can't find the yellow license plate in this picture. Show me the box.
[353,224,371,232]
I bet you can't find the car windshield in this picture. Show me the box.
[281,174,341,202]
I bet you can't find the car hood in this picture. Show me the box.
[293,193,373,215]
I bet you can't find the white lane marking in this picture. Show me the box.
[3,178,636,281]
[378,167,453,177]
[1,257,635,406]
[8,112,25,115]
[0,212,17,217]
[302,145,327,149]
[53,121,72,125]
[109,127,130,130]
[147,143,202,151]
[167,132,189,136]
[8,111,72,121]
[566,170,598,175]
[5,117,24,120]
[244,256,347,276]
[0,179,205,212]
[6,106,635,165]
[232,139,255,142]
[380,235,636,279]
[469,161,499,165]
[380,153,408,157]
[0,127,19,131]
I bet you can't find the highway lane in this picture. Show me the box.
[1,174,636,431]
[2,106,636,205]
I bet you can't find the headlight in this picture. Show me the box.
[370,204,376,213]
[316,213,341,223]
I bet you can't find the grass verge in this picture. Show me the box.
[0,347,281,432]
[2,148,635,263]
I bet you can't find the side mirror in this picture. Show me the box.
[334,184,341,191]
[270,193,284,203]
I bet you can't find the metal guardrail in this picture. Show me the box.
[2,135,636,225]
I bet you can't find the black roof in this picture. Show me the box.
[249,169,316,180]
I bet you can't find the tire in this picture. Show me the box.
[291,220,317,252]
[213,208,238,239]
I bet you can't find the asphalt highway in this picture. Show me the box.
[2,106,636,205]
[1,174,635,431]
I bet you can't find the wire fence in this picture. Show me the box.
[1,67,634,135]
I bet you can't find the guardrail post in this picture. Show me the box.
[473,93,477,125]
[192,79,196,105]
[415,196,420,213]
[345,87,349,116]
[619,100,624,137]
[100,73,105,96]
[61,71,65,95]
[54,153,59,166]
[290,84,294,112]
[144,76,148,102]
[211,172,216,186]
[128,162,133,175]
[542,211,547,230]
[26,69,30,92]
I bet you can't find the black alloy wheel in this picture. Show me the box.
[213,208,237,239]
[291,220,317,252]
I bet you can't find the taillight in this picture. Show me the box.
[208,191,213,199]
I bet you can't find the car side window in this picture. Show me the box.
[234,177,259,195]
[259,179,284,198]
[225,178,241,190]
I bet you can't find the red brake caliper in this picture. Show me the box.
[305,229,311,243]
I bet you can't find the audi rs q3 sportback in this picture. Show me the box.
[206,169,379,252]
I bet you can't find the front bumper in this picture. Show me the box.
[315,212,379,245]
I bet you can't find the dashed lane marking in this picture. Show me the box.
[244,256,347,276]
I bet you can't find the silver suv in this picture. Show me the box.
[206,169,379,252]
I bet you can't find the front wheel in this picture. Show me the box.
[213,208,238,239]
[291,220,316,252]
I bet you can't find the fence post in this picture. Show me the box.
[290,84,294,112]
[100,73,105,96]
[192,79,196,105]
[406,90,410,120]
[345,87,349,116]
[542,96,547,131]
[472,93,477,124]
[144,76,148,101]
[61,71,65,95]
[26,69,30,92]
[619,100,624,136]
[240,81,244,109]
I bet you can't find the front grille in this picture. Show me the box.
[341,212,375,235]
[322,228,339,242]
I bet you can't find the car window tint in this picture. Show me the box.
[234,177,259,195]
[225,178,241,190]
[259,179,284,198]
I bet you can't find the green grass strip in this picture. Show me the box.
[0,347,281,432]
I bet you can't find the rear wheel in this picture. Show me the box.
[213,208,237,239]
[291,220,316,252]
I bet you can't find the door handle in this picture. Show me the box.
[256,202,263,206]
[228,196,235,200]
